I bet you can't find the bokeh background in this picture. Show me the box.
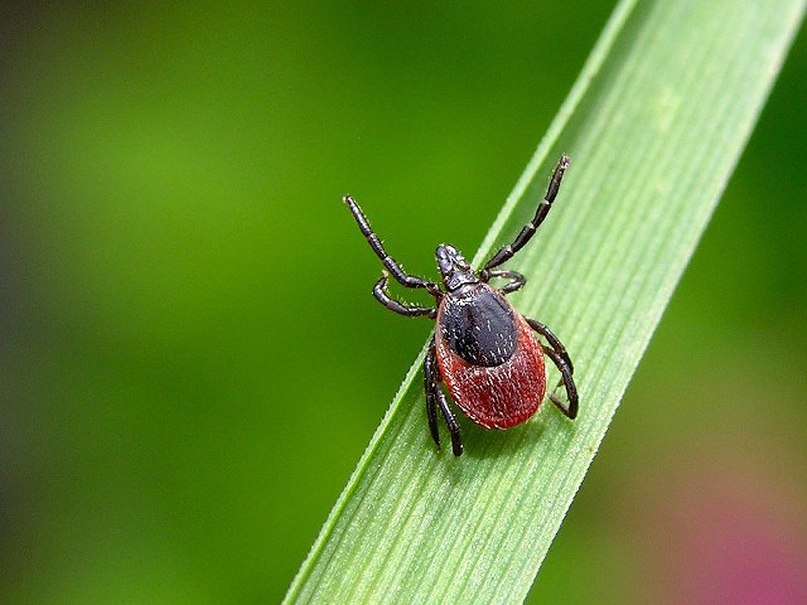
[2,3,804,603]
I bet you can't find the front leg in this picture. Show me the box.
[483,155,570,271]
[343,194,440,294]
[480,269,526,294]
[373,272,437,318]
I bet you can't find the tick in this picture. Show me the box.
[343,155,577,456]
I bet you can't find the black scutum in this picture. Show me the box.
[440,284,517,367]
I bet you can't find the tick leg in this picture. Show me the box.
[482,269,526,294]
[343,194,440,295]
[526,318,574,373]
[424,347,440,451]
[542,348,578,419]
[425,336,463,456]
[526,318,578,419]
[374,272,436,318]
[483,155,570,271]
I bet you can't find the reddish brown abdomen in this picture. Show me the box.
[435,288,546,429]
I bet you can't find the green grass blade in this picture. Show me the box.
[286,1,805,603]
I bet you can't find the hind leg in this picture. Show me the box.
[425,336,463,456]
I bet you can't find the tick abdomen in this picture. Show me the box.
[435,294,547,429]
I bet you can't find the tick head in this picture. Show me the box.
[436,243,477,292]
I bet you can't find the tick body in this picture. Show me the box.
[435,282,546,430]
[344,155,577,456]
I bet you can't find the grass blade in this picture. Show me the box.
[286,1,805,602]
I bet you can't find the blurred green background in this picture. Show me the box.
[1,3,804,603]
